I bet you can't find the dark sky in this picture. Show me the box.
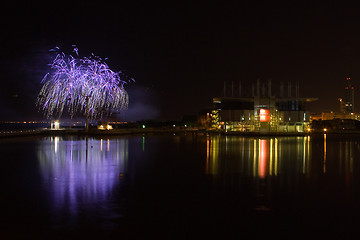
[2,1,360,121]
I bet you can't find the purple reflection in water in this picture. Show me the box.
[37,137,128,226]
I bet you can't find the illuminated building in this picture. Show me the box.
[211,79,317,132]
[310,112,360,121]
[310,77,360,130]
[344,76,355,113]
[50,120,60,130]
[97,121,113,130]
[338,98,345,113]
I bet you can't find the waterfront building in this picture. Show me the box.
[210,79,317,132]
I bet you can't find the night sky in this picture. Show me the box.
[2,1,360,121]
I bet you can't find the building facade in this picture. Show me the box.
[210,80,317,132]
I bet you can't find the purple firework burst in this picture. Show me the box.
[37,47,132,120]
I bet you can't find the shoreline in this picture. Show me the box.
[2,127,360,138]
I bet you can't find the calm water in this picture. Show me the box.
[1,133,360,239]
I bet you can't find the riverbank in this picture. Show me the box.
[3,127,360,139]
[0,128,199,138]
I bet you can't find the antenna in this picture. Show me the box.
[223,81,226,97]
[239,81,241,97]
[268,79,272,97]
[231,81,234,97]
[288,81,292,97]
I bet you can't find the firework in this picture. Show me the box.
[37,47,131,121]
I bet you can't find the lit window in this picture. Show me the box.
[259,109,270,122]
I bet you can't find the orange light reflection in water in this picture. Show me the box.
[259,139,268,178]
[323,134,327,173]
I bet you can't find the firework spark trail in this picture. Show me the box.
[37,48,130,119]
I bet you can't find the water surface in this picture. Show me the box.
[1,134,360,239]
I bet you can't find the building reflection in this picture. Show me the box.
[206,136,311,177]
[338,140,355,186]
[206,135,219,175]
[37,136,128,219]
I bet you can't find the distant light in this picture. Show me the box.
[54,120,60,130]
[142,125,146,129]
[324,128,327,132]
[184,124,187,127]
[173,124,176,127]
